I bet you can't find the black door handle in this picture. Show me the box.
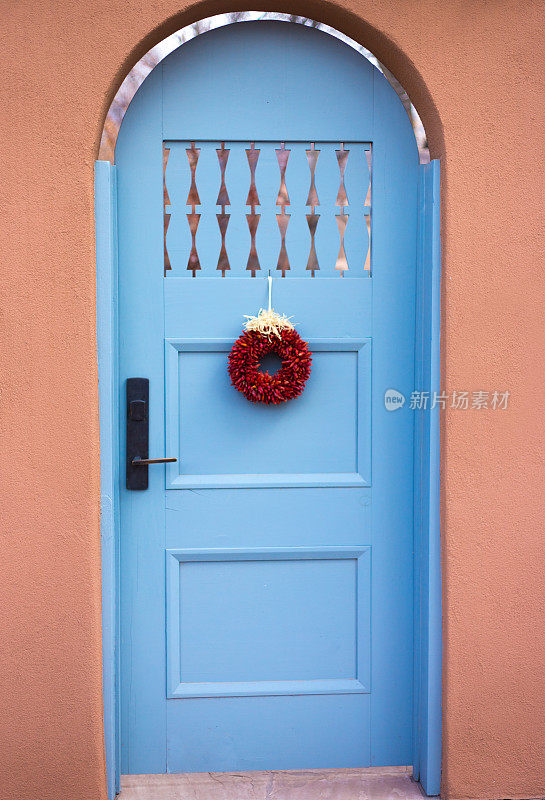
[126,378,176,489]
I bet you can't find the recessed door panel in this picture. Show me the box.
[165,337,371,487]
[166,548,370,696]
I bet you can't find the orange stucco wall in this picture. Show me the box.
[1,2,544,799]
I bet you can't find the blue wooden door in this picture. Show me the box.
[117,22,418,774]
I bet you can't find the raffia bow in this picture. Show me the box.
[243,308,294,339]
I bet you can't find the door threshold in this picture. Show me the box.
[119,766,427,799]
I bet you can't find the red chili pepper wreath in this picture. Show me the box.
[228,328,312,404]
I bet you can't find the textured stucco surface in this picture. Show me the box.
[0,2,544,800]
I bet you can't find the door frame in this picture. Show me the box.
[95,148,441,800]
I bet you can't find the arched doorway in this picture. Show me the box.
[96,18,441,796]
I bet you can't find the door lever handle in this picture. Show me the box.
[127,378,176,490]
[132,457,177,466]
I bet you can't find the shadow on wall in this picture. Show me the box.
[99,11,429,164]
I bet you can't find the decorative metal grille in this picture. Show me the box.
[163,141,372,277]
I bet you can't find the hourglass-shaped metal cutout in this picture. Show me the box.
[306,143,320,276]
[245,143,261,276]
[276,143,291,276]
[335,143,350,276]
[186,142,201,277]
[216,143,231,276]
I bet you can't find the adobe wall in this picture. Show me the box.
[1,2,544,798]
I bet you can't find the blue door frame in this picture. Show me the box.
[95,155,442,797]
[95,161,121,799]
[96,15,444,785]
[412,160,442,794]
